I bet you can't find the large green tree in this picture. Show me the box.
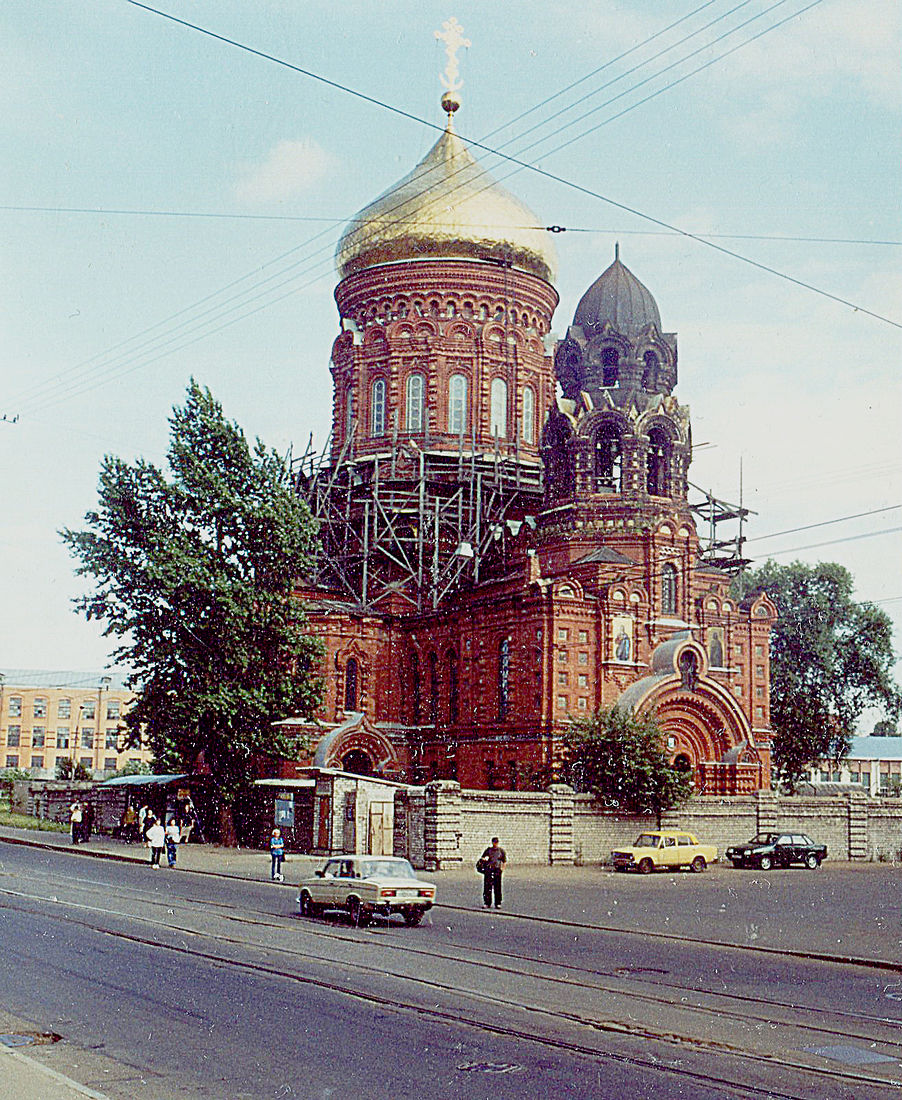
[734,561,901,788]
[559,707,693,815]
[62,382,323,842]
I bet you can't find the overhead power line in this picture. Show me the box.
[747,505,902,543]
[4,205,899,248]
[763,526,902,556]
[118,0,899,326]
[8,2,813,415]
[10,0,890,418]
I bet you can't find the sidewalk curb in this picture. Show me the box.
[0,832,145,867]
[0,831,301,885]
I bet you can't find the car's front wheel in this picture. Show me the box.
[690,855,707,873]
[638,858,655,875]
[805,853,821,869]
[402,906,424,926]
[758,855,773,871]
[298,890,319,918]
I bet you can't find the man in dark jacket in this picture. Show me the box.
[479,837,507,909]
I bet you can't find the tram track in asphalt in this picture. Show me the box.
[5,841,900,974]
[2,877,901,1099]
[7,864,902,1041]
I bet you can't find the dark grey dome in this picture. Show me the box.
[573,245,661,334]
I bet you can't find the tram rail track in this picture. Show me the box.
[2,877,901,1099]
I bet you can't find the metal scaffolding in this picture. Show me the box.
[293,429,543,613]
[688,479,756,575]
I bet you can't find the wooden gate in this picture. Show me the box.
[367,802,394,855]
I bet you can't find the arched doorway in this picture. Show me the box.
[342,749,373,776]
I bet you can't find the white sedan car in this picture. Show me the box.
[297,855,436,926]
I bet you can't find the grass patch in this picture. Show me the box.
[0,806,68,833]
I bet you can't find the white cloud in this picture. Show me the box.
[234,138,334,204]
[737,0,900,108]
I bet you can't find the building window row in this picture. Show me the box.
[361,376,536,442]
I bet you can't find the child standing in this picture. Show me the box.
[270,828,285,882]
[165,817,180,867]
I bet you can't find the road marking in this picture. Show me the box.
[0,1045,113,1099]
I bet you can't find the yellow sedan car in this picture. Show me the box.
[612,830,717,874]
[297,855,436,925]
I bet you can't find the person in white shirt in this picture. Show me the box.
[145,818,165,867]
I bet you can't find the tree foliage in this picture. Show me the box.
[734,561,901,788]
[0,767,33,800]
[55,759,92,782]
[62,382,323,837]
[559,707,693,815]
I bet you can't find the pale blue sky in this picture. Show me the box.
[2,1,900,717]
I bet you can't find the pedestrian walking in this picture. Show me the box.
[82,801,94,843]
[164,817,180,867]
[478,837,507,909]
[270,828,285,882]
[138,804,150,839]
[179,801,196,844]
[146,817,165,868]
[122,803,137,843]
[69,801,83,844]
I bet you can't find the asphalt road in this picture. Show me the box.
[1,843,901,1100]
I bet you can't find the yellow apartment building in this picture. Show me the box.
[0,670,152,778]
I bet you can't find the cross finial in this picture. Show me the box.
[435,17,470,96]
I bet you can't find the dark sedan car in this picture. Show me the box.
[725,832,827,870]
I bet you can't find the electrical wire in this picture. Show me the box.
[7,1,798,414]
[4,206,899,248]
[759,525,902,556]
[11,0,894,417]
[746,506,902,543]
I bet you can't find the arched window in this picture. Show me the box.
[428,651,439,724]
[594,421,622,492]
[448,374,467,435]
[661,563,678,616]
[371,379,386,436]
[406,373,424,432]
[498,637,511,719]
[646,427,670,496]
[602,347,619,387]
[522,386,535,444]
[490,378,508,438]
[642,351,659,390]
[344,658,358,711]
[447,649,459,724]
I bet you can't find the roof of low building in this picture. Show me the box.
[0,669,132,691]
[838,736,902,761]
[574,546,637,565]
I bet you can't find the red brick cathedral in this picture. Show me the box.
[292,89,775,795]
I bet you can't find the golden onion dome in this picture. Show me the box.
[336,107,558,283]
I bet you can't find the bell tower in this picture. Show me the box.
[542,245,690,523]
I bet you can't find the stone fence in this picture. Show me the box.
[394,783,902,870]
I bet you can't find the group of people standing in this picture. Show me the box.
[69,800,93,843]
[119,800,201,868]
[144,815,181,868]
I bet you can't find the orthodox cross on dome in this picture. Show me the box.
[435,17,470,114]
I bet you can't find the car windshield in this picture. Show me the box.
[634,834,660,848]
[751,833,778,844]
[359,859,417,880]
